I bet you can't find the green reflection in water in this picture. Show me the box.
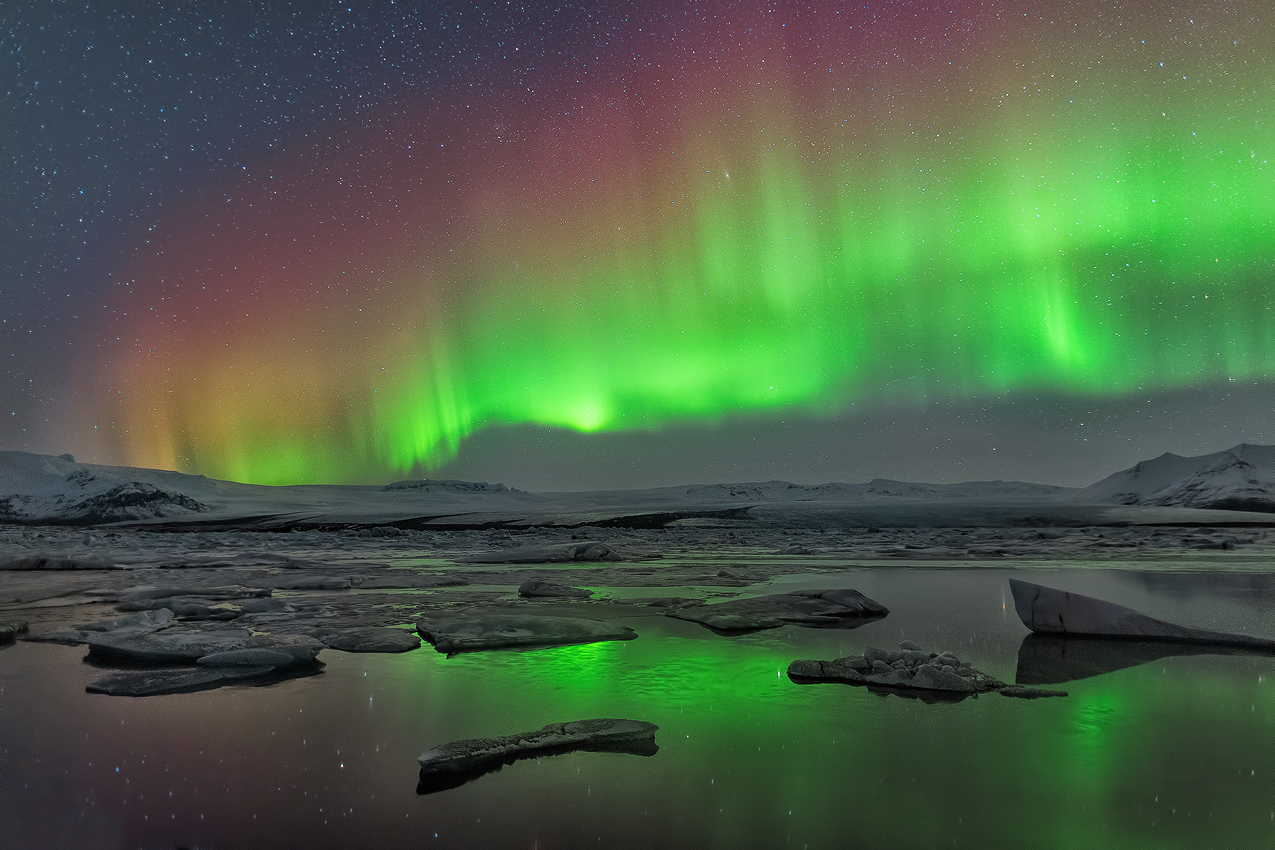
[393,619,1275,848]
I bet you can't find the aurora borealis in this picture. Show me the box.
[6,1,1275,486]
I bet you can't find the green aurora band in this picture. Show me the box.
[373,116,1275,481]
[102,8,1275,484]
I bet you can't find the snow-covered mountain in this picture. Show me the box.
[4,445,1275,527]
[0,452,215,524]
[0,451,523,525]
[669,479,1069,502]
[1079,444,1275,512]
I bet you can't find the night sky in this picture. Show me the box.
[4,1,1275,490]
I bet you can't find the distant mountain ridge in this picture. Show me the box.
[673,479,1070,502]
[0,451,214,524]
[0,450,524,525]
[1079,444,1275,513]
[3,444,1275,526]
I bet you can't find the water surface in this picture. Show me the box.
[3,565,1275,849]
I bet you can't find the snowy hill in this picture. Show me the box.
[4,447,1275,527]
[0,452,217,523]
[1079,444,1275,512]
[671,479,1069,502]
[0,451,524,525]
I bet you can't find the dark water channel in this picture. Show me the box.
[4,565,1275,849]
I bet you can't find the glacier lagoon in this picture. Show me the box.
[4,562,1275,849]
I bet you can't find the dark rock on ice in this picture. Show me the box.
[254,575,352,590]
[112,586,277,620]
[384,478,510,493]
[197,636,324,668]
[417,718,658,794]
[87,665,274,697]
[23,626,97,645]
[666,589,888,633]
[459,541,617,564]
[910,664,977,693]
[169,602,244,621]
[775,544,813,555]
[88,629,323,666]
[518,580,593,599]
[198,648,309,668]
[417,615,637,653]
[713,570,750,585]
[116,596,245,620]
[227,634,324,662]
[86,661,322,697]
[65,481,209,523]
[124,585,265,600]
[788,640,1065,700]
[643,597,695,608]
[118,585,270,605]
[237,598,294,614]
[85,609,175,632]
[0,620,28,645]
[998,685,1068,699]
[24,609,175,645]
[316,627,422,653]
[0,554,117,571]
[787,657,868,683]
[1009,579,1275,649]
[112,597,188,611]
[85,632,324,696]
[361,525,405,537]
[356,575,467,589]
[88,628,251,664]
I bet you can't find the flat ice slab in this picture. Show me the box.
[417,719,658,793]
[416,615,637,653]
[667,588,888,633]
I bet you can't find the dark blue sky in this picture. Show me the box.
[4,1,1275,490]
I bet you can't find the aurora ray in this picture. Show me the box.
[89,2,1275,484]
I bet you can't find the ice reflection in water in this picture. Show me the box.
[2,566,1275,848]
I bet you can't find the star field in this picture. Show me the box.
[4,1,1275,487]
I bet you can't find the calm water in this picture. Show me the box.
[3,565,1275,849]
